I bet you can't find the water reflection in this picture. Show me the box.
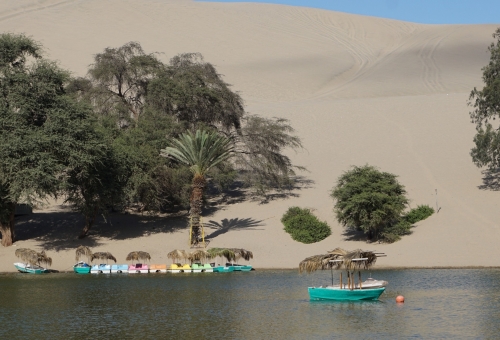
[0,269,499,339]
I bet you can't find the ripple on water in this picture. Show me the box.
[0,269,499,339]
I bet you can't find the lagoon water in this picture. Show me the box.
[0,269,499,339]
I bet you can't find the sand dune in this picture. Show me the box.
[0,0,499,271]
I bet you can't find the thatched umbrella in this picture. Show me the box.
[15,248,52,267]
[37,250,52,267]
[75,246,93,262]
[90,252,117,263]
[298,247,347,274]
[167,249,188,264]
[188,249,211,263]
[126,251,151,262]
[207,248,236,263]
[229,248,253,262]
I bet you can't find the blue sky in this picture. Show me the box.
[198,0,500,24]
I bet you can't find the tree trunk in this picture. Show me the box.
[79,206,98,239]
[0,202,16,247]
[189,174,206,246]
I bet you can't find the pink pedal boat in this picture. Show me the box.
[128,263,149,274]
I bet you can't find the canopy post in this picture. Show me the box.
[340,272,343,289]
[359,271,362,289]
[331,266,334,286]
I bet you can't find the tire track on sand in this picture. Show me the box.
[0,0,73,23]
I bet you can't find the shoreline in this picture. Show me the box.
[2,266,500,275]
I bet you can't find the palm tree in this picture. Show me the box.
[160,130,233,247]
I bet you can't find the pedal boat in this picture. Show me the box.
[111,264,129,273]
[128,263,149,273]
[91,264,111,274]
[150,264,167,273]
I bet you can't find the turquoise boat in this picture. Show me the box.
[300,248,388,302]
[73,261,91,274]
[228,263,252,271]
[14,262,48,274]
[308,286,386,301]
[213,266,234,273]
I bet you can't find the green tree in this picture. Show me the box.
[0,33,105,245]
[469,28,500,169]
[70,42,162,123]
[63,127,130,238]
[330,165,409,241]
[76,42,304,209]
[160,130,233,246]
[147,53,244,132]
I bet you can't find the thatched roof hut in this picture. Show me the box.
[90,252,117,263]
[75,246,93,262]
[15,248,52,267]
[126,251,151,262]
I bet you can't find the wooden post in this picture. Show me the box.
[359,271,362,289]
[340,272,343,289]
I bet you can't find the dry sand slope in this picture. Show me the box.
[0,0,499,271]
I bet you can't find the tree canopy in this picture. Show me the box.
[0,33,121,245]
[330,165,409,242]
[469,27,500,169]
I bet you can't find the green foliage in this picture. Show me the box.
[147,53,244,132]
[235,115,305,195]
[403,205,434,224]
[331,165,409,241]
[69,41,163,121]
[469,28,500,169]
[379,220,412,243]
[281,207,331,244]
[0,33,113,244]
[161,129,234,176]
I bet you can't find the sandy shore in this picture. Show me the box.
[0,0,499,272]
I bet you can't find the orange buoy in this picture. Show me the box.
[396,295,405,303]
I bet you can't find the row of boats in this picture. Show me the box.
[74,262,252,274]
[13,246,254,275]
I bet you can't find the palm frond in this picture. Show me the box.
[160,130,234,176]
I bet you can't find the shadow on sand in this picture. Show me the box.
[14,211,188,252]
[205,217,265,240]
[478,168,500,191]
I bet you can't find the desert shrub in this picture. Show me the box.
[331,165,408,241]
[380,220,412,243]
[281,207,331,244]
[404,205,434,224]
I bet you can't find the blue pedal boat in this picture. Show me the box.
[91,264,111,274]
[111,264,129,273]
